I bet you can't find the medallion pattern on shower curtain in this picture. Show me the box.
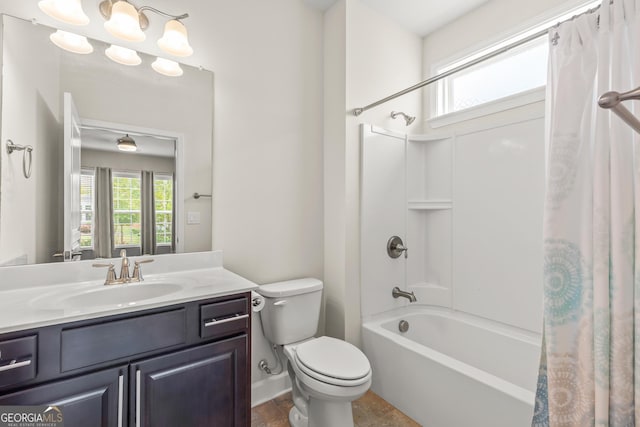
[533,0,640,426]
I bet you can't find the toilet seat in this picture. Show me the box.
[292,336,371,387]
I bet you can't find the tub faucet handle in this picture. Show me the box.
[387,236,408,259]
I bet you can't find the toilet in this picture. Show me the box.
[258,278,371,427]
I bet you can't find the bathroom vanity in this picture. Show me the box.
[0,252,256,427]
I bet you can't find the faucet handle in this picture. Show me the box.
[132,259,154,282]
[387,236,408,259]
[93,263,118,285]
[120,249,127,258]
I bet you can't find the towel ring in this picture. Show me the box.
[6,140,34,179]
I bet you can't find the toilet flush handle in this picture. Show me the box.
[273,300,288,307]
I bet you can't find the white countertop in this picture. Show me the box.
[0,252,258,334]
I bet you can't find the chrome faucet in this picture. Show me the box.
[93,249,154,285]
[392,286,417,302]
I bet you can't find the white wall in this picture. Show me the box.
[81,149,175,174]
[323,0,422,344]
[0,16,61,265]
[452,118,545,332]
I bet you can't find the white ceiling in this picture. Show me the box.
[81,127,176,158]
[304,0,490,36]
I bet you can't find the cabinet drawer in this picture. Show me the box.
[0,335,37,388]
[200,297,249,339]
[61,309,186,372]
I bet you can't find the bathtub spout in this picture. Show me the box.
[392,286,417,303]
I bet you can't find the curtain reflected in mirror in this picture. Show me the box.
[92,167,113,258]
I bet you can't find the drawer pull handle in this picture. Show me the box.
[204,313,249,328]
[0,359,31,372]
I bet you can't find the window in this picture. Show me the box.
[154,174,173,246]
[436,37,548,116]
[112,172,141,247]
[433,0,600,118]
[80,168,95,249]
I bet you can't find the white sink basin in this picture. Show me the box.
[32,282,183,310]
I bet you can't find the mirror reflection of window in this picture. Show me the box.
[112,172,142,248]
[80,169,175,257]
[154,174,174,248]
[80,168,96,249]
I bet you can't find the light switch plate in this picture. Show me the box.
[187,211,201,225]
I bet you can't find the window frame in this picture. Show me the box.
[428,0,600,127]
[112,170,142,249]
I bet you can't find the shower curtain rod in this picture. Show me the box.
[352,4,601,116]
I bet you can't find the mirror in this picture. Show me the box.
[0,15,213,266]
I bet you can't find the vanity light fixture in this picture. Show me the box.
[49,30,94,54]
[105,44,142,66]
[151,57,183,77]
[38,0,90,26]
[157,20,193,57]
[103,0,146,42]
[99,0,193,57]
[117,134,138,152]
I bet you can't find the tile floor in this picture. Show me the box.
[251,390,421,427]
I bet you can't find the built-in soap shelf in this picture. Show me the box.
[407,200,452,210]
[408,133,452,143]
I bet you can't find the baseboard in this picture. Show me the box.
[251,372,292,407]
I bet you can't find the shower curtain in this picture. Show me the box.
[534,1,640,425]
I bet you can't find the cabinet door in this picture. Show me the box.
[0,366,126,427]
[132,335,248,427]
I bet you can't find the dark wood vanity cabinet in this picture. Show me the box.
[0,292,251,427]
[0,365,125,427]
[133,336,247,427]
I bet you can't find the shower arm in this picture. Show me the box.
[598,86,640,135]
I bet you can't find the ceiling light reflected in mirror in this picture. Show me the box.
[105,44,142,66]
[152,57,183,77]
[117,134,138,152]
[49,29,93,54]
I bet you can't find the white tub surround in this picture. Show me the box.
[0,251,257,334]
[362,306,540,427]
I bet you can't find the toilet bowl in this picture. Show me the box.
[258,279,372,427]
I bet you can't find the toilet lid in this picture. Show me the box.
[295,336,371,381]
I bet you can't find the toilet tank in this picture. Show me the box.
[258,278,323,345]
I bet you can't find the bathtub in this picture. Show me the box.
[362,306,541,427]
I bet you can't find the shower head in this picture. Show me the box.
[390,111,416,126]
